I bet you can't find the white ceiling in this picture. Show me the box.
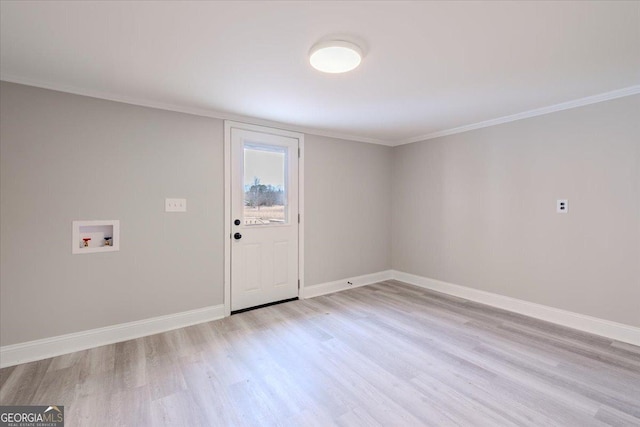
[1,1,639,146]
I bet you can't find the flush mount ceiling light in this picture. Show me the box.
[309,40,362,74]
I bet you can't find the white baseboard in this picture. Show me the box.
[303,270,394,299]
[4,272,636,368]
[392,270,640,347]
[0,304,225,368]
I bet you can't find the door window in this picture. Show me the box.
[243,143,288,225]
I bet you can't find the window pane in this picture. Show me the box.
[243,144,287,225]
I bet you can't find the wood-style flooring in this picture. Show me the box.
[1,280,639,426]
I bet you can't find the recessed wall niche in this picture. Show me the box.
[72,220,120,254]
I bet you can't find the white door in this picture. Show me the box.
[230,127,299,311]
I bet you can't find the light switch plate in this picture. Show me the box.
[166,198,187,212]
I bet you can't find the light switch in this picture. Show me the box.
[165,198,187,212]
[557,199,568,213]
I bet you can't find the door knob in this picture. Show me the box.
[234,219,241,226]
[234,232,242,240]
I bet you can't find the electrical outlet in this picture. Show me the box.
[165,198,187,212]
[557,199,568,213]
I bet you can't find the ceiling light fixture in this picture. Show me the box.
[309,40,362,74]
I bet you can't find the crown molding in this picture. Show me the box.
[393,85,640,146]
[0,74,393,147]
[2,74,638,148]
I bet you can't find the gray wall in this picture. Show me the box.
[392,95,640,327]
[2,81,637,346]
[0,82,223,345]
[0,82,393,346]
[305,135,392,287]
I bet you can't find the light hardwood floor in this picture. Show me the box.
[1,280,639,426]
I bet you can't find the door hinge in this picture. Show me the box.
[298,147,301,158]
[298,213,300,223]
[298,279,301,289]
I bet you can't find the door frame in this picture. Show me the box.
[223,120,305,317]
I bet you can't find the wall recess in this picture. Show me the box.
[72,220,120,254]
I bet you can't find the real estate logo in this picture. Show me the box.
[0,405,64,427]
